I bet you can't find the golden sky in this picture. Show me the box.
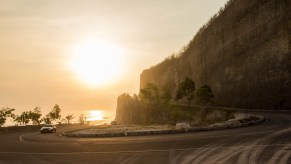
[0,0,228,120]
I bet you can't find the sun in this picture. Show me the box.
[87,110,103,121]
[70,38,123,86]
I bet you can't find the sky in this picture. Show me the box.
[0,0,228,122]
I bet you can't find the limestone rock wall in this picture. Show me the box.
[140,0,291,109]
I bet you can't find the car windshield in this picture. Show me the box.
[44,125,53,127]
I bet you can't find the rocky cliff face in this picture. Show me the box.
[140,0,291,109]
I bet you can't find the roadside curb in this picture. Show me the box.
[62,115,265,138]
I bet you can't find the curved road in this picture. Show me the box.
[1,112,291,164]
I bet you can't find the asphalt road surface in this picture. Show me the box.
[1,112,291,164]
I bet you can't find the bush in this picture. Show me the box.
[198,108,234,125]
[116,93,233,126]
[196,85,214,106]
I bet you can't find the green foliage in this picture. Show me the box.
[160,87,172,103]
[65,114,75,124]
[49,104,61,122]
[14,111,30,125]
[118,93,131,100]
[198,108,234,125]
[117,95,233,125]
[139,83,172,103]
[139,83,160,102]
[0,107,15,127]
[169,107,185,123]
[175,77,196,105]
[13,116,22,125]
[133,94,139,100]
[29,107,42,125]
[43,114,52,124]
[196,85,214,106]
[13,107,42,125]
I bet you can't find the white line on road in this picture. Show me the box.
[19,135,25,142]
[19,132,39,142]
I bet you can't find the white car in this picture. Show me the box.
[40,124,56,133]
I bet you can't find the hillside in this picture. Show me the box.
[140,0,291,110]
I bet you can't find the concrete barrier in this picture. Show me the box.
[62,115,265,138]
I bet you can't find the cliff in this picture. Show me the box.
[140,0,291,109]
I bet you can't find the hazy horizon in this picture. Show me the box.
[0,0,228,122]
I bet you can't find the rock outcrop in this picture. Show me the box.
[140,0,291,110]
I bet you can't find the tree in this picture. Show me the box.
[13,116,22,125]
[175,77,196,106]
[139,83,160,102]
[29,107,42,125]
[49,104,61,122]
[43,114,52,124]
[139,83,172,103]
[0,107,15,127]
[64,114,75,124]
[160,87,172,103]
[14,111,30,125]
[196,85,214,106]
[79,113,87,125]
[133,94,139,100]
[118,93,131,100]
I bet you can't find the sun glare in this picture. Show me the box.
[87,110,104,121]
[70,38,123,86]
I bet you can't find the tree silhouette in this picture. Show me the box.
[0,107,15,127]
[160,87,172,103]
[29,107,42,125]
[139,83,159,102]
[64,114,75,124]
[49,104,61,122]
[43,114,52,124]
[14,111,30,125]
[79,113,87,125]
[196,85,214,106]
[175,77,196,106]
[139,83,172,103]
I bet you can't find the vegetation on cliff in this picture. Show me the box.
[175,77,196,106]
[115,92,233,125]
[196,85,215,106]
[115,78,230,125]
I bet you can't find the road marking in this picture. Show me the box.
[1,143,291,155]
[19,132,39,142]
[19,135,25,142]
